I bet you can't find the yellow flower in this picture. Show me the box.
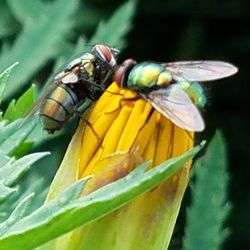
[44,82,194,250]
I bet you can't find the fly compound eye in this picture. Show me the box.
[93,44,118,67]
[114,59,137,87]
[114,66,125,86]
[94,44,111,61]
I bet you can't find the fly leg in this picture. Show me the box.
[75,110,103,148]
[83,79,106,92]
[84,79,125,97]
[103,96,140,115]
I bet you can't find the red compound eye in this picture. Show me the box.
[114,59,137,87]
[95,44,112,62]
[114,65,125,86]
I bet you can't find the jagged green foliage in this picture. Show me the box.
[0,152,49,203]
[4,84,36,122]
[6,0,46,25]
[0,64,49,222]
[0,144,202,250]
[0,119,36,155]
[0,62,19,105]
[0,63,37,156]
[89,0,137,51]
[0,1,18,39]
[65,0,137,65]
[0,0,79,99]
[182,132,230,250]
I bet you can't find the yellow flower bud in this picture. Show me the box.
[43,82,194,250]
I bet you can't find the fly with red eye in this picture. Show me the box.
[25,44,120,134]
[114,59,238,132]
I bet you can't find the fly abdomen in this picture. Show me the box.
[40,84,82,133]
[178,80,206,108]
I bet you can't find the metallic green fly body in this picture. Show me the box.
[114,59,238,132]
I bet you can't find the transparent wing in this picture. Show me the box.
[141,84,205,132]
[23,69,80,121]
[21,78,63,126]
[164,60,238,82]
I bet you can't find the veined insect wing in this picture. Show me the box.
[163,60,238,82]
[20,78,64,127]
[141,84,205,132]
[60,70,79,84]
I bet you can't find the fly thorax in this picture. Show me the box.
[156,71,172,87]
[81,60,95,77]
[64,53,93,73]
[178,80,206,108]
[128,62,170,90]
[79,55,95,81]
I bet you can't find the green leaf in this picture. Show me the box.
[90,0,136,48]
[74,0,137,56]
[1,176,48,221]
[0,194,34,237]
[0,152,10,167]
[0,62,19,105]
[0,0,79,100]
[0,152,50,186]
[0,182,17,203]
[7,0,46,25]
[0,152,49,204]
[11,141,34,158]
[0,118,37,155]
[182,132,230,250]
[4,84,36,122]
[0,178,89,240]
[0,143,203,250]
[0,120,21,146]
[59,177,92,202]
[0,1,18,38]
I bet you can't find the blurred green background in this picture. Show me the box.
[0,0,249,249]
